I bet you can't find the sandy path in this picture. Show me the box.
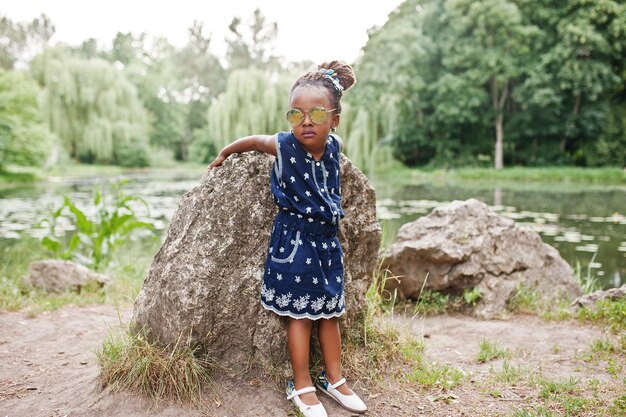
[0,304,622,416]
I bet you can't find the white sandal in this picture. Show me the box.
[286,380,328,417]
[316,370,367,414]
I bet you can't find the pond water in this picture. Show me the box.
[1,171,624,289]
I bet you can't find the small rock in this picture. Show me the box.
[24,260,109,293]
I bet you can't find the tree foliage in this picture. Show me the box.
[0,13,54,69]
[193,68,292,163]
[31,47,150,166]
[0,68,54,170]
[352,0,626,168]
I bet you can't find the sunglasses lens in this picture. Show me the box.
[286,109,304,126]
[309,107,329,124]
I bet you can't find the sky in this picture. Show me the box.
[1,0,404,64]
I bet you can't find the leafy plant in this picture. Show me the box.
[463,287,482,306]
[573,252,600,294]
[38,179,155,271]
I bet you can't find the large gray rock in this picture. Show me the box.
[381,198,581,318]
[25,260,109,293]
[133,152,380,372]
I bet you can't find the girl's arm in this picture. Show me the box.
[208,134,277,169]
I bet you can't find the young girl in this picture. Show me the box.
[209,61,366,417]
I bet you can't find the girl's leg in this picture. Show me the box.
[318,317,352,395]
[288,318,319,405]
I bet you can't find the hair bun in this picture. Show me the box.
[318,61,357,92]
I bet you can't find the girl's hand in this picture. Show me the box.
[208,154,226,169]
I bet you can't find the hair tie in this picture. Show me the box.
[319,68,344,92]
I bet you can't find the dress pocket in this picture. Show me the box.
[270,230,301,264]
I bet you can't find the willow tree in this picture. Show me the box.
[31,47,149,165]
[195,68,291,159]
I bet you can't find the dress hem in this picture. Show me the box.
[261,301,345,320]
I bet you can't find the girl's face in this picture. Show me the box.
[288,86,340,154]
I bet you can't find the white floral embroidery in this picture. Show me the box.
[322,242,328,249]
[331,241,336,248]
[308,218,314,223]
[325,295,339,311]
[290,176,296,183]
[306,258,312,265]
[276,293,292,308]
[276,274,283,281]
[293,295,310,311]
[290,239,296,245]
[306,207,312,213]
[338,293,345,309]
[295,276,301,283]
[320,206,325,212]
[279,247,285,253]
[294,195,299,202]
[325,278,329,285]
[268,247,273,253]
[290,157,296,164]
[311,296,325,312]
[328,260,332,266]
[261,284,275,302]
[305,191,312,197]
[304,173,310,180]
[311,241,316,248]
[312,277,318,284]
[336,276,341,283]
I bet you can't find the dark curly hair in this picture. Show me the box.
[290,60,357,114]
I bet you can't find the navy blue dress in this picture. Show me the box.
[261,131,346,320]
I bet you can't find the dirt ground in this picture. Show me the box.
[0,304,624,417]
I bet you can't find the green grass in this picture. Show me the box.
[371,165,626,187]
[413,290,450,315]
[489,360,524,384]
[477,338,511,363]
[538,377,580,399]
[577,299,626,333]
[0,234,161,315]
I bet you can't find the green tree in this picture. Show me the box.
[439,0,538,169]
[31,47,150,166]
[0,14,55,69]
[225,9,279,71]
[515,0,626,166]
[192,68,291,162]
[0,68,54,170]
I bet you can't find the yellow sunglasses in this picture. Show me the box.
[285,107,337,127]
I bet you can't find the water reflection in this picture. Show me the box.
[1,172,624,289]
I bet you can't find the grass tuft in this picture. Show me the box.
[577,298,626,334]
[477,338,511,363]
[96,321,219,406]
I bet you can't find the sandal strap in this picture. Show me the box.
[287,386,316,400]
[330,378,347,390]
